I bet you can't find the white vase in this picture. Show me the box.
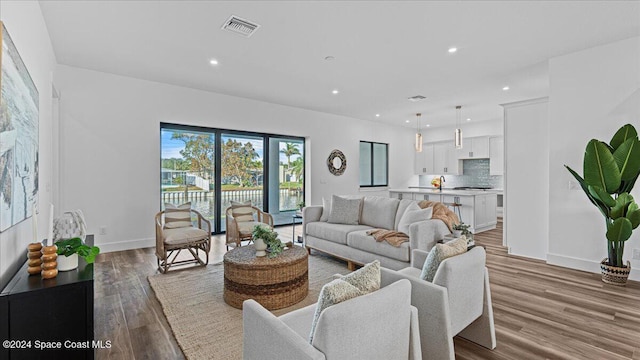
[58,253,79,271]
[452,230,463,237]
[254,238,267,257]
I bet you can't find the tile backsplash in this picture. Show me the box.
[419,158,503,189]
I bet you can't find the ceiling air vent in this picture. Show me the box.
[221,15,260,37]
[407,95,426,102]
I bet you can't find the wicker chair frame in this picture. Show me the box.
[155,209,211,273]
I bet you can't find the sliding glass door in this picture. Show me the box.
[160,123,304,233]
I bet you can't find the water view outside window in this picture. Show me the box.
[161,125,304,232]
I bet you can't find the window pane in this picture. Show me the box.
[373,143,388,186]
[359,142,372,186]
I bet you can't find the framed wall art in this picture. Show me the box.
[0,22,39,232]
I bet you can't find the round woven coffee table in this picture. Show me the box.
[223,244,308,310]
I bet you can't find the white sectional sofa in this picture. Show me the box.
[302,196,450,270]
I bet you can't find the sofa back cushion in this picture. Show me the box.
[327,195,362,225]
[360,196,400,230]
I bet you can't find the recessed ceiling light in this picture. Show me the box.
[325,56,335,61]
[405,120,410,123]
[375,114,380,117]
[502,86,510,91]
[448,47,457,53]
[467,118,471,121]
[426,124,431,127]
[332,89,339,94]
[209,59,219,65]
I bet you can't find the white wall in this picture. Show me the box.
[0,2,57,289]
[547,36,640,281]
[54,65,416,252]
[503,98,549,260]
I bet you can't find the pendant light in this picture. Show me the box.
[415,113,423,152]
[455,105,463,149]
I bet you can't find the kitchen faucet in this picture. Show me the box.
[439,176,446,191]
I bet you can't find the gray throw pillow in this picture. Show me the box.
[327,195,362,225]
[341,260,380,293]
[319,197,332,222]
[420,237,468,282]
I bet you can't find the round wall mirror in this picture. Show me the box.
[327,149,347,176]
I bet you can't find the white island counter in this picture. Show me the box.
[389,188,497,234]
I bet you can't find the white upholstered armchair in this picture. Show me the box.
[242,279,422,360]
[380,246,496,360]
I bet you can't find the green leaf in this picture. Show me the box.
[588,185,616,207]
[584,140,621,193]
[628,204,640,229]
[613,138,640,181]
[610,124,638,150]
[620,172,639,194]
[606,217,633,243]
[610,193,633,219]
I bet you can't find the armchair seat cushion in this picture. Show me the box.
[306,222,372,245]
[163,227,209,245]
[347,230,410,262]
[397,266,421,279]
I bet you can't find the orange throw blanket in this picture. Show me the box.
[366,229,409,247]
[417,200,460,232]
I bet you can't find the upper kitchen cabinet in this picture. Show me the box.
[414,143,435,175]
[489,136,504,175]
[434,142,462,175]
[458,136,489,159]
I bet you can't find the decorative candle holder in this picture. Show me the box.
[27,243,43,275]
[41,245,58,279]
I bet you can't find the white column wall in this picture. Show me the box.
[502,98,549,260]
[54,65,416,252]
[0,2,58,289]
[547,36,640,281]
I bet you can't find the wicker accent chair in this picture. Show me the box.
[225,205,274,250]
[155,209,211,273]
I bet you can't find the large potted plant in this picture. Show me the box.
[565,124,640,285]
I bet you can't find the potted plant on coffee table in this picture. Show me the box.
[565,123,640,285]
[252,224,284,258]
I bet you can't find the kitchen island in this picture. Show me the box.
[389,188,497,234]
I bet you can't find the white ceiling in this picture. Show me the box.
[39,1,640,129]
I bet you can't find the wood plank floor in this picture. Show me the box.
[94,221,640,359]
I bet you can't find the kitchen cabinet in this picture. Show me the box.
[433,142,462,175]
[489,136,504,175]
[458,136,489,159]
[474,194,498,231]
[414,143,435,175]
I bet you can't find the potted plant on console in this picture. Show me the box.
[565,123,640,286]
[55,237,101,271]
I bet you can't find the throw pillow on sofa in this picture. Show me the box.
[397,202,433,235]
[420,237,467,282]
[309,260,380,343]
[327,195,362,225]
[319,197,332,222]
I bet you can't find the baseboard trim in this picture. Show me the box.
[97,237,155,253]
[547,253,640,282]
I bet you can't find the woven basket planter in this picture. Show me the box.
[600,259,631,286]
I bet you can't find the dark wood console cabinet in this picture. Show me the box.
[0,236,94,360]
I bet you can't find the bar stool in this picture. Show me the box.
[445,197,463,222]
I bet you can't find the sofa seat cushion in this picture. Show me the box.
[360,196,400,230]
[306,222,372,245]
[347,230,410,262]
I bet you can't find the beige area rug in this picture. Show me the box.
[148,253,351,360]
